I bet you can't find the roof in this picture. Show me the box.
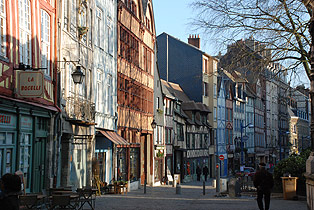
[161,79,176,99]
[181,101,199,111]
[167,81,191,102]
[196,103,211,113]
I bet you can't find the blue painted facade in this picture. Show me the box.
[157,33,203,102]
[217,76,228,177]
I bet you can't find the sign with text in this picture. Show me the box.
[17,71,44,98]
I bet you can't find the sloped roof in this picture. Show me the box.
[167,81,191,102]
[196,103,211,113]
[181,101,199,111]
[161,79,175,99]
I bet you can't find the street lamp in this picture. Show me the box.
[278,130,289,161]
[240,122,254,168]
[71,65,85,84]
[151,118,157,129]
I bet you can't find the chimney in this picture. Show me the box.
[188,34,201,49]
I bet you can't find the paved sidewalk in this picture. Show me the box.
[95,181,307,210]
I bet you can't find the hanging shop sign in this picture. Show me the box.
[17,71,44,98]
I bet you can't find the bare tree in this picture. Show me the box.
[191,0,311,76]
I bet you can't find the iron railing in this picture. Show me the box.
[65,96,95,123]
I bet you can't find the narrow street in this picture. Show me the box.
[95,181,307,210]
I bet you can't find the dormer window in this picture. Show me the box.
[192,112,195,122]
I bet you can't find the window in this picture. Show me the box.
[165,128,172,144]
[70,0,77,35]
[67,63,75,96]
[106,75,112,114]
[41,10,50,76]
[214,83,217,98]
[0,0,6,57]
[88,9,92,46]
[203,82,208,97]
[203,59,208,73]
[79,4,87,43]
[192,134,195,149]
[107,18,113,55]
[63,0,69,29]
[192,112,195,122]
[78,67,86,97]
[186,133,190,148]
[120,27,139,66]
[214,107,217,121]
[96,8,102,48]
[143,46,151,73]
[177,123,184,141]
[96,70,102,111]
[19,0,31,65]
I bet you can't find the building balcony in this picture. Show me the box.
[65,96,96,125]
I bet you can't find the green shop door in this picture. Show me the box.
[32,137,46,193]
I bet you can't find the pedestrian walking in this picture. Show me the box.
[253,163,274,210]
[196,166,201,181]
[203,165,209,181]
[0,173,22,210]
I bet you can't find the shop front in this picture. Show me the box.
[0,98,57,193]
[184,149,210,181]
[95,130,129,184]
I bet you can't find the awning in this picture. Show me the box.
[98,130,129,146]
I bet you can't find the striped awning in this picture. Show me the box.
[98,130,129,146]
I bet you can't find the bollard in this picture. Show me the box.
[144,179,146,194]
[203,181,205,195]
[176,184,181,194]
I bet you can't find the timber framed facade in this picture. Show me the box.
[117,0,156,186]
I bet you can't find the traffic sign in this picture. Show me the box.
[219,155,224,161]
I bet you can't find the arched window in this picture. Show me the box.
[41,10,50,76]
[0,0,6,57]
[19,0,31,65]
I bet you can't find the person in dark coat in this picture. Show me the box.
[0,173,21,210]
[203,166,209,181]
[253,163,274,210]
[196,166,202,181]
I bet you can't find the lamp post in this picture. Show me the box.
[278,130,289,161]
[240,122,254,168]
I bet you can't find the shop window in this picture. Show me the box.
[130,148,139,182]
[0,132,15,176]
[19,133,31,189]
[117,148,127,181]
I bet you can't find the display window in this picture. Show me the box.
[130,147,139,182]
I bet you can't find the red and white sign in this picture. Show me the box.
[219,155,224,161]
[17,71,44,98]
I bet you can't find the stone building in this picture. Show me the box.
[58,0,96,188]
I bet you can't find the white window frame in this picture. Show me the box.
[0,0,6,57]
[19,0,31,65]
[41,10,50,76]
[96,70,102,112]
[107,17,113,55]
[96,8,102,48]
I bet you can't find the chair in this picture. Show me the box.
[19,194,41,209]
[77,188,96,210]
[50,195,77,210]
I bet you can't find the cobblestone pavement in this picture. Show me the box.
[95,181,307,210]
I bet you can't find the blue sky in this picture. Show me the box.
[153,0,217,55]
[152,0,310,88]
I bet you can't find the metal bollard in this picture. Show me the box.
[144,179,147,194]
[176,184,181,194]
[203,181,205,195]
